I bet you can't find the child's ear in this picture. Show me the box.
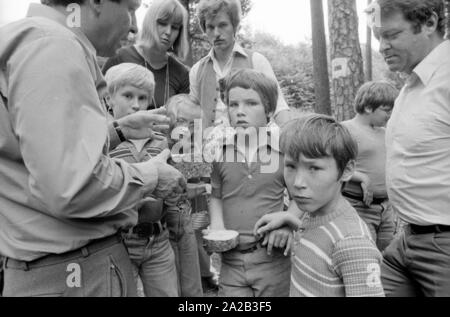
[340,160,355,183]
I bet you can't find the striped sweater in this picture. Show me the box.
[291,198,384,297]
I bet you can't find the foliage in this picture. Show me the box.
[246,32,316,111]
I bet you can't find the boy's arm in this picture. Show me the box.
[262,200,303,256]
[208,162,226,231]
[350,171,373,206]
[209,197,226,230]
[332,237,385,297]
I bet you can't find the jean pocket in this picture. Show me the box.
[109,256,125,297]
[431,232,450,257]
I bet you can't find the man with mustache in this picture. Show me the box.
[370,0,450,296]
[190,0,291,130]
[0,0,186,297]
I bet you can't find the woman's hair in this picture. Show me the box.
[222,69,278,116]
[137,0,190,61]
[196,0,242,33]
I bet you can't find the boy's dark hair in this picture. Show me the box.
[280,114,357,178]
[42,0,121,5]
[222,69,278,116]
[377,0,445,37]
[354,81,399,114]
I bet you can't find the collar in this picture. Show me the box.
[412,40,450,87]
[206,42,248,63]
[222,125,281,153]
[27,3,97,56]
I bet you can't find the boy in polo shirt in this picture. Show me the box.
[105,63,179,297]
[208,69,292,297]
[341,81,399,251]
[254,114,384,297]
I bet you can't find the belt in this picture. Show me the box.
[236,242,263,254]
[188,177,211,184]
[131,221,164,238]
[4,233,122,271]
[409,224,450,235]
[342,192,387,205]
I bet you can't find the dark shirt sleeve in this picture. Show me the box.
[179,65,190,94]
[102,54,123,75]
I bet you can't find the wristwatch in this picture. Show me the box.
[112,120,126,142]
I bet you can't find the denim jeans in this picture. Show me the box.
[345,197,396,251]
[165,210,203,297]
[382,226,450,297]
[124,229,179,297]
[3,238,136,297]
[219,246,291,297]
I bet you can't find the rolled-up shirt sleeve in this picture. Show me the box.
[211,162,222,199]
[8,36,158,219]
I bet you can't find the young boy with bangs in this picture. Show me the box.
[105,63,179,297]
[254,114,384,297]
[164,94,210,297]
[208,69,293,297]
[341,81,399,251]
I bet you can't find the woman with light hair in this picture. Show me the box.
[103,0,190,109]
[103,0,203,298]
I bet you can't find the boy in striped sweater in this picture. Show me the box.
[254,114,384,297]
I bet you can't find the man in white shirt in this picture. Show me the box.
[371,0,450,296]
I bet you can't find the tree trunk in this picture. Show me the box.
[445,0,450,40]
[365,0,373,82]
[328,0,365,121]
[310,0,332,115]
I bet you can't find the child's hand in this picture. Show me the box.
[261,227,294,256]
[359,173,373,207]
[253,212,290,238]
[186,183,207,199]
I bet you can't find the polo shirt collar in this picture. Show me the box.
[223,126,281,153]
[206,42,248,63]
[412,40,450,87]
[27,3,97,56]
